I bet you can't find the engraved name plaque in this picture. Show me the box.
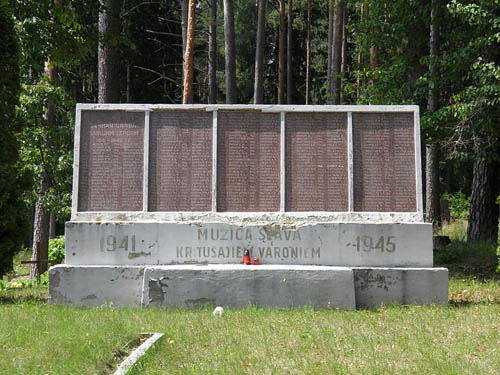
[217,111,281,212]
[149,111,212,211]
[353,113,416,212]
[78,110,144,211]
[285,112,348,211]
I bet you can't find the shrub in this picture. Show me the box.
[442,191,470,221]
[497,244,500,273]
[48,236,65,264]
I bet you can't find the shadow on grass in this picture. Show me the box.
[0,294,47,305]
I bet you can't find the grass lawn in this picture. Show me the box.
[1,223,499,374]
[1,276,499,375]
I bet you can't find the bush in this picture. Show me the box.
[48,236,65,264]
[442,191,470,221]
[497,244,500,273]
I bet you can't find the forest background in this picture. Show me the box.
[0,0,499,279]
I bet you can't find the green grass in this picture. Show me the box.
[1,277,500,375]
[434,221,499,278]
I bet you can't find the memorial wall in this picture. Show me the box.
[73,104,421,217]
[50,104,448,309]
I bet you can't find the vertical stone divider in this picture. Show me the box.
[143,110,150,212]
[347,111,354,212]
[211,110,218,212]
[413,108,423,215]
[280,111,286,212]
[71,105,82,215]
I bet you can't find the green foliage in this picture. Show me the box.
[439,1,500,162]
[17,81,75,220]
[442,191,471,221]
[48,235,65,264]
[497,244,500,273]
[0,2,29,278]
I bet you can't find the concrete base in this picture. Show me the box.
[49,265,448,309]
[353,268,448,308]
[65,221,433,267]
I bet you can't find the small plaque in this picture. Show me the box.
[285,112,348,211]
[149,111,212,211]
[353,113,416,212]
[217,111,281,211]
[78,111,144,211]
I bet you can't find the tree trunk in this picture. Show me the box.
[278,0,285,104]
[49,214,56,239]
[327,0,333,95]
[340,5,347,104]
[425,0,441,225]
[253,0,266,104]
[305,0,311,104]
[126,61,131,102]
[467,160,500,243]
[356,4,364,99]
[327,0,344,104]
[98,0,121,103]
[30,183,50,280]
[182,0,196,104]
[208,0,217,104]
[286,0,293,104]
[179,0,188,89]
[223,0,236,103]
[425,144,441,225]
[180,0,188,56]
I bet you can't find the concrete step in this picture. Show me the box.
[48,264,448,309]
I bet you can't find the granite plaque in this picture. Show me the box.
[149,111,212,211]
[285,112,348,211]
[217,111,281,211]
[78,111,144,211]
[353,113,416,212]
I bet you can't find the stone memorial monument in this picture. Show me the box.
[49,104,448,309]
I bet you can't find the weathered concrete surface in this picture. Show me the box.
[48,265,448,309]
[48,265,144,307]
[65,222,433,267]
[141,265,355,309]
[353,267,448,308]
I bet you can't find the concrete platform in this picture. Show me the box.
[48,265,448,309]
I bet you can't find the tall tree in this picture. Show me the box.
[223,0,236,103]
[286,0,293,103]
[340,4,347,103]
[278,0,285,104]
[425,0,441,226]
[305,0,311,104]
[183,0,196,103]
[327,0,333,96]
[327,0,344,104]
[98,0,121,103]
[442,1,500,243]
[207,0,217,104]
[30,0,63,281]
[253,0,266,104]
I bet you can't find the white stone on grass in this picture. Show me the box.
[213,306,224,317]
